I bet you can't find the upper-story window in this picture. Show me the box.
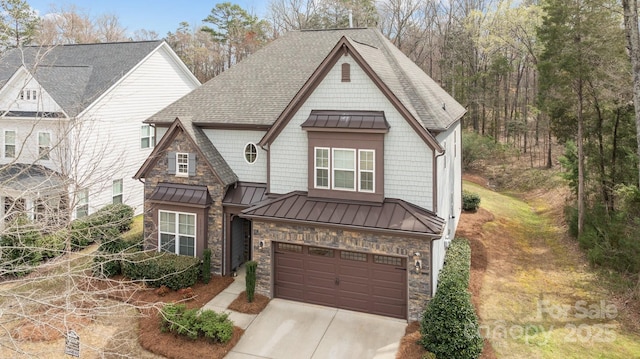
[4,130,16,158]
[38,132,51,160]
[177,152,189,176]
[244,143,258,164]
[76,188,89,219]
[141,125,155,149]
[18,89,38,101]
[113,179,123,204]
[314,147,375,193]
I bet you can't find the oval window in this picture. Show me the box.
[244,143,258,164]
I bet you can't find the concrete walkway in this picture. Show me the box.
[203,266,407,359]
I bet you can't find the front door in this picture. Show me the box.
[230,216,251,271]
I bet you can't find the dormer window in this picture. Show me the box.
[18,89,38,101]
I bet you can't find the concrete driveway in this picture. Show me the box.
[225,299,407,359]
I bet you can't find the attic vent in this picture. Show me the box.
[341,63,350,82]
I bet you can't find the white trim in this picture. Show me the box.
[140,124,155,149]
[3,129,16,159]
[158,210,197,257]
[37,131,52,161]
[358,149,375,193]
[243,142,258,164]
[176,152,189,177]
[112,179,123,204]
[314,147,330,189]
[332,148,356,191]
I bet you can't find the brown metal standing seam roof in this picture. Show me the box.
[149,183,212,207]
[222,182,268,207]
[301,110,389,130]
[240,191,445,237]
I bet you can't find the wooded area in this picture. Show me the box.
[2,0,640,274]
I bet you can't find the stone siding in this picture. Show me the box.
[251,220,432,321]
[142,128,226,274]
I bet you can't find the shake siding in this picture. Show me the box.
[203,129,267,183]
[71,46,199,215]
[270,55,434,210]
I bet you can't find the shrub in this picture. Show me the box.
[70,204,134,249]
[245,260,257,303]
[121,251,200,290]
[420,238,483,359]
[201,248,212,284]
[462,191,481,212]
[161,303,233,343]
[37,231,66,259]
[0,215,44,274]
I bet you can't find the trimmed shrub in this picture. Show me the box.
[121,251,200,290]
[161,303,233,343]
[245,260,257,303]
[0,215,44,274]
[462,190,481,212]
[420,238,483,359]
[201,248,212,284]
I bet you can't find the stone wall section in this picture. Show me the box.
[142,128,227,274]
[251,220,432,320]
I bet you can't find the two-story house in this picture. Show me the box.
[135,28,463,321]
[0,41,200,223]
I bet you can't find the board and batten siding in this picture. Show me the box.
[270,55,434,210]
[203,129,267,183]
[72,44,199,216]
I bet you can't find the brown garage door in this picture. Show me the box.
[273,242,407,319]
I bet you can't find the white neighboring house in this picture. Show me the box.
[0,41,200,223]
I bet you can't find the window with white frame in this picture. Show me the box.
[159,211,196,257]
[333,149,356,190]
[315,147,330,188]
[140,125,155,149]
[38,132,51,160]
[244,143,258,164]
[112,179,123,204]
[77,189,89,218]
[4,130,15,158]
[176,152,189,176]
[359,150,375,192]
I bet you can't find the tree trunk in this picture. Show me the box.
[622,0,640,188]
[577,77,585,236]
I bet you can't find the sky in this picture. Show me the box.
[27,0,269,38]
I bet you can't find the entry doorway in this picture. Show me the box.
[230,216,252,272]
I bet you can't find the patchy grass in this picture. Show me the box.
[464,180,640,358]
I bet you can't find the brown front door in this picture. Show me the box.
[273,242,407,319]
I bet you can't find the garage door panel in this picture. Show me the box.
[274,243,407,319]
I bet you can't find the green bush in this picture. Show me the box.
[201,248,212,284]
[420,238,483,359]
[462,191,481,212]
[462,131,512,170]
[0,215,44,274]
[121,251,200,290]
[161,303,233,343]
[37,231,66,259]
[70,204,134,249]
[246,260,257,303]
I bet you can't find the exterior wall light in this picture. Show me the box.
[259,240,264,250]
[414,259,422,273]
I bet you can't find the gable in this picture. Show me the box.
[0,67,65,117]
[259,37,443,152]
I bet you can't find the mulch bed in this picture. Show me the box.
[85,275,243,359]
[396,321,427,359]
[227,291,270,314]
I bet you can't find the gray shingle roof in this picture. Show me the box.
[147,28,464,132]
[0,41,163,117]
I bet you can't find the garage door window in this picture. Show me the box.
[341,251,367,261]
[278,243,302,253]
[309,247,334,257]
[374,255,403,266]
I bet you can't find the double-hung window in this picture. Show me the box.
[359,150,375,192]
[112,179,123,204]
[140,125,155,149]
[176,153,189,176]
[332,149,356,190]
[38,132,51,160]
[4,130,15,158]
[315,148,330,188]
[159,211,196,257]
[76,189,89,218]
